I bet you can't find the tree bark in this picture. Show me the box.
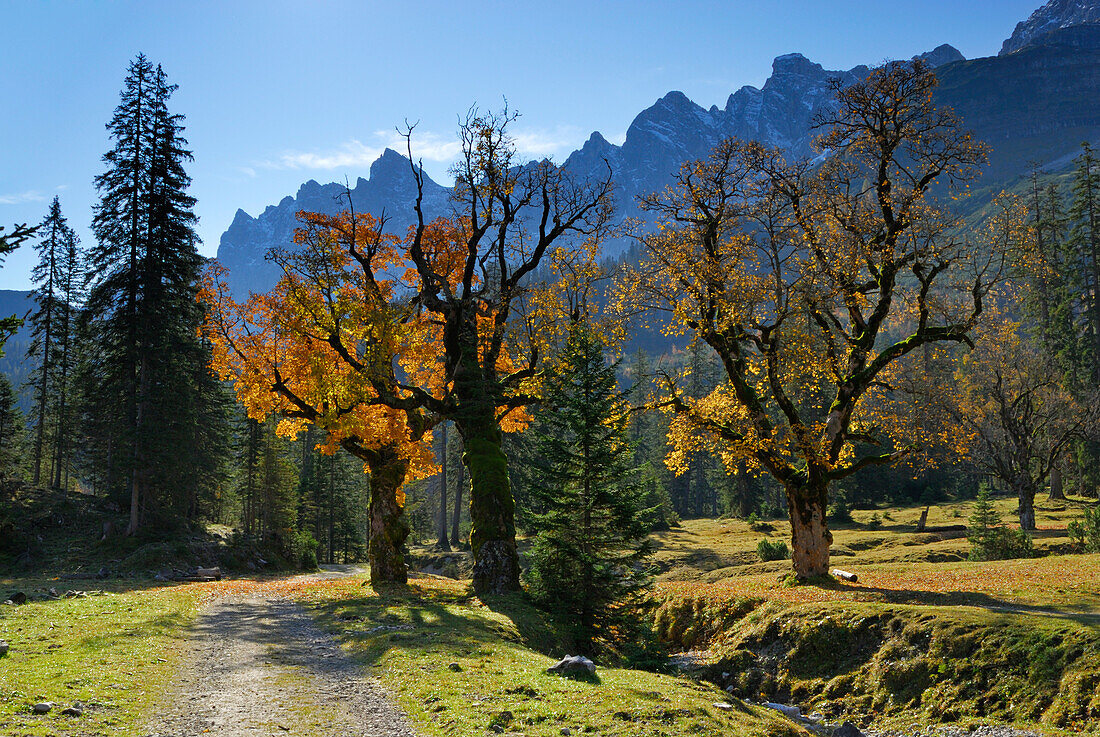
[1016,477,1037,530]
[456,411,520,595]
[451,434,464,545]
[787,477,832,579]
[437,422,451,550]
[364,445,410,586]
[1049,464,1065,501]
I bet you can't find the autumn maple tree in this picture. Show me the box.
[619,61,1003,579]
[396,109,614,594]
[201,209,435,585]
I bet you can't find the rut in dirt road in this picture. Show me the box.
[145,593,417,737]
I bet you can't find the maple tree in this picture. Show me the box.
[397,109,615,594]
[201,209,436,585]
[618,61,1003,579]
[953,317,1097,530]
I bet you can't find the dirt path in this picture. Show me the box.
[145,567,417,737]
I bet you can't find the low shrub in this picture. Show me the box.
[1068,506,1100,552]
[757,538,789,562]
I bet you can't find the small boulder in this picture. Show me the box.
[0,641,9,656]
[763,702,801,719]
[9,592,27,605]
[832,722,865,737]
[547,654,596,677]
[33,702,52,714]
[447,662,463,672]
[61,704,84,717]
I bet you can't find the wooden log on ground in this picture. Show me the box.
[832,568,858,583]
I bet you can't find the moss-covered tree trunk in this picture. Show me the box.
[455,410,519,595]
[364,445,411,585]
[787,476,832,579]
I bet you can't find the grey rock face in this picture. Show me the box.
[1001,0,1100,55]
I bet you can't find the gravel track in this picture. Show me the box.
[145,570,416,737]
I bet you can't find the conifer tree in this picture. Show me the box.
[52,223,83,490]
[524,323,653,653]
[0,222,37,354]
[84,55,227,531]
[0,374,24,485]
[27,196,69,486]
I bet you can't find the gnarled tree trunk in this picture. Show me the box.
[456,410,519,595]
[364,445,410,586]
[787,477,832,579]
[1049,464,1065,501]
[1015,476,1037,531]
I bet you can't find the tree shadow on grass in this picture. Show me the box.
[809,577,1100,628]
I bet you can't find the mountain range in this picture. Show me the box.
[218,0,1100,298]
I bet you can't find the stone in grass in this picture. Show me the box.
[447,662,462,672]
[61,704,84,717]
[0,641,8,657]
[832,722,865,737]
[33,702,52,714]
[547,654,596,677]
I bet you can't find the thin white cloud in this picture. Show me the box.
[258,126,584,173]
[509,126,583,159]
[261,131,460,172]
[0,190,46,205]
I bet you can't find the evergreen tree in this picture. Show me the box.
[52,223,83,490]
[83,55,228,531]
[0,222,37,354]
[0,374,24,485]
[26,196,69,486]
[524,323,653,653]
[1069,143,1100,384]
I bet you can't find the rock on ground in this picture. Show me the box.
[144,589,417,737]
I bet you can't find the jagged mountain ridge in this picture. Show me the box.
[1001,0,1100,55]
[216,48,956,297]
[217,1,1100,298]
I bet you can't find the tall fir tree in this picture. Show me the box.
[83,55,228,531]
[27,197,77,486]
[523,323,653,653]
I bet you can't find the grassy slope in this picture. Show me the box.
[0,581,204,737]
[296,575,810,737]
[649,497,1100,735]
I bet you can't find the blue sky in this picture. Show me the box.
[1,0,1040,290]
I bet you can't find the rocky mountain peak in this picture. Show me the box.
[1001,0,1100,55]
[767,53,826,84]
[915,43,965,67]
[369,148,412,181]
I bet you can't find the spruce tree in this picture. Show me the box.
[26,197,68,486]
[0,374,24,485]
[83,55,228,531]
[524,323,653,654]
